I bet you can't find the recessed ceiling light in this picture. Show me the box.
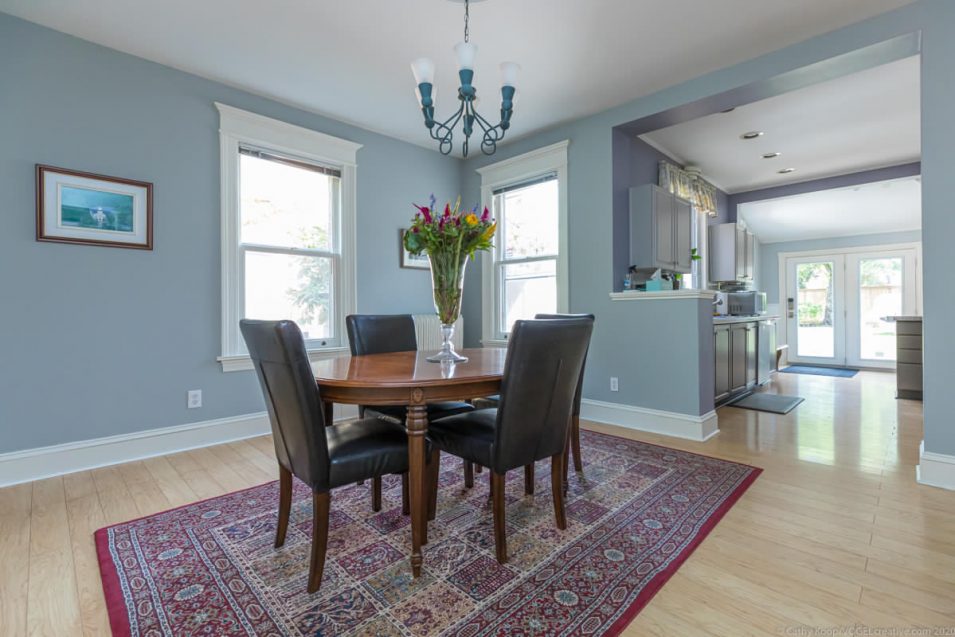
[778,168,796,174]
[762,152,781,159]
[740,131,764,140]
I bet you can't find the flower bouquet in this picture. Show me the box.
[404,195,496,362]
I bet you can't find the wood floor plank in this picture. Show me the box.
[0,483,32,637]
[64,493,112,636]
[26,477,82,636]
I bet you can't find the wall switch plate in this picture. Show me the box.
[610,377,619,392]
[187,390,202,409]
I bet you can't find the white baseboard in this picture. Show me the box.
[0,404,360,488]
[917,440,955,491]
[580,399,719,442]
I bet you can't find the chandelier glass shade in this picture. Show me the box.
[411,0,519,157]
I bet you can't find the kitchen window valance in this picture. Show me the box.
[658,161,719,218]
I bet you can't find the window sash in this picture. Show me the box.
[494,256,558,338]
[239,245,342,348]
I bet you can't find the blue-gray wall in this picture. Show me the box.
[6,2,955,458]
[461,1,955,456]
[758,230,922,302]
[0,14,461,453]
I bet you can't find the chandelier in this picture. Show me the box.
[410,0,520,157]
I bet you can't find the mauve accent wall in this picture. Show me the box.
[0,13,461,453]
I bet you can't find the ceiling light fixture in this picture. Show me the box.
[778,168,796,174]
[740,131,764,140]
[762,152,781,159]
[411,0,519,156]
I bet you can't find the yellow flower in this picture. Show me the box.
[481,223,497,241]
[464,213,479,226]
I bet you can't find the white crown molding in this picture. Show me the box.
[0,406,359,487]
[610,289,717,301]
[917,440,955,491]
[580,399,719,442]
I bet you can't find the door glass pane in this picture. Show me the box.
[244,251,334,340]
[859,257,903,361]
[240,152,338,251]
[796,261,835,358]
[501,260,557,332]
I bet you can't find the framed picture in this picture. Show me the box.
[399,228,430,269]
[36,164,153,250]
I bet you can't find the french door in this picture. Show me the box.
[785,248,918,369]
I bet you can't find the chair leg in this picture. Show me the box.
[491,471,507,563]
[475,464,483,474]
[275,465,292,548]
[463,461,474,489]
[371,476,382,512]
[551,453,566,530]
[308,491,330,594]
[562,437,570,496]
[427,448,440,522]
[401,472,410,515]
[524,463,534,495]
[571,415,583,472]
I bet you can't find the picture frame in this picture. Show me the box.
[36,164,153,250]
[399,228,430,269]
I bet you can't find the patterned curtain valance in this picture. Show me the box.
[658,161,719,217]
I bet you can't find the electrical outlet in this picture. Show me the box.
[187,389,202,409]
[610,377,619,392]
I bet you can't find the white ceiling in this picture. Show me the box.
[640,56,921,193]
[0,0,916,156]
[737,176,922,244]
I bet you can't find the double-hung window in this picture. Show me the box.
[478,141,569,344]
[217,104,361,371]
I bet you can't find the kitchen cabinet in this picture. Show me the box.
[629,184,693,273]
[715,325,731,401]
[710,223,755,283]
[715,317,773,405]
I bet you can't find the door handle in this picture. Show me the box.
[787,297,795,319]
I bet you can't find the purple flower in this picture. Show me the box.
[481,206,490,222]
[429,193,437,211]
[414,204,432,223]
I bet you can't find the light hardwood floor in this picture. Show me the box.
[2,370,953,636]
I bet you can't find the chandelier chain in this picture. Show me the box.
[463,0,470,43]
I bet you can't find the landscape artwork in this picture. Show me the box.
[36,165,153,249]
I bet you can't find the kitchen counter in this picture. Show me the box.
[713,314,780,325]
[881,315,923,322]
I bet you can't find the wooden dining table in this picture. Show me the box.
[312,347,507,577]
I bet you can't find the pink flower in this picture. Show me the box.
[444,203,451,218]
[415,204,432,223]
[481,206,490,222]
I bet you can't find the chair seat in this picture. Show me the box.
[327,418,417,489]
[428,408,498,469]
[366,401,475,423]
[472,395,500,410]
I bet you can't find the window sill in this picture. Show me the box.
[481,338,508,348]
[218,347,349,373]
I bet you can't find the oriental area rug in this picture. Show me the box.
[95,430,760,636]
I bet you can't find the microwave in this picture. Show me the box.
[726,291,767,316]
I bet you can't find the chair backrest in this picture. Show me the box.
[346,314,418,356]
[492,318,594,472]
[240,319,330,490]
[535,313,595,416]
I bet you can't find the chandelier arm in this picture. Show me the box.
[429,102,466,155]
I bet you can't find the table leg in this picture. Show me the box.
[321,400,334,427]
[406,400,428,578]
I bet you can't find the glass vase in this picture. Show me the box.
[427,252,469,363]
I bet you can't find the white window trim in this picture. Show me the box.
[477,140,570,347]
[215,103,362,372]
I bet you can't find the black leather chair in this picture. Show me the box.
[241,319,416,593]
[466,313,595,492]
[427,317,594,563]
